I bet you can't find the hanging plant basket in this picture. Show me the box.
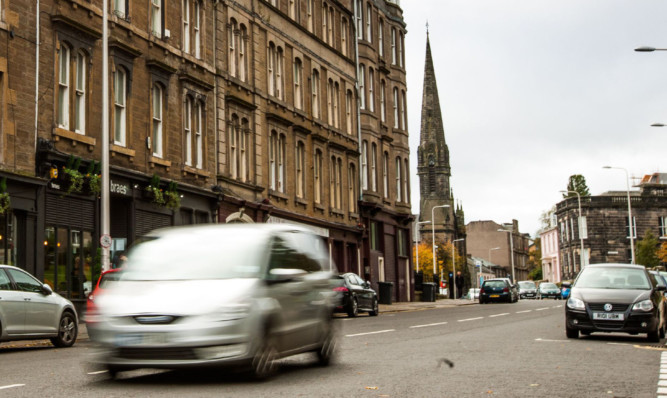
[84,174,101,196]
[0,192,10,215]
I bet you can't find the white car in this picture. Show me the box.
[0,265,78,347]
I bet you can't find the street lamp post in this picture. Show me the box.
[561,190,585,270]
[452,238,464,299]
[431,205,450,282]
[414,220,431,272]
[603,166,635,264]
[635,46,667,52]
[498,229,515,282]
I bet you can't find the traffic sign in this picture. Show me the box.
[100,234,112,248]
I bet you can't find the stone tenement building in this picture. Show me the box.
[466,220,530,282]
[0,0,413,310]
[556,173,667,280]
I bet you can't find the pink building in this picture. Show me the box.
[540,226,561,283]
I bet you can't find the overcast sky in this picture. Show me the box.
[403,0,667,237]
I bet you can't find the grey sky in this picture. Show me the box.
[404,0,667,236]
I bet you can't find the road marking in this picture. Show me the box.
[535,338,570,342]
[607,342,632,346]
[516,310,532,313]
[535,307,549,311]
[458,317,483,322]
[409,322,448,329]
[554,305,563,308]
[345,329,395,337]
[87,370,108,375]
[0,385,25,390]
[489,313,510,318]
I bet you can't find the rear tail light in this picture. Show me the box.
[480,288,485,294]
[333,287,349,292]
[503,287,509,293]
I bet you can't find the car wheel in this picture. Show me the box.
[647,325,661,343]
[660,323,665,339]
[50,311,77,348]
[347,298,358,317]
[368,298,379,316]
[251,332,279,380]
[107,365,121,380]
[316,320,337,366]
[566,325,579,339]
[581,331,591,336]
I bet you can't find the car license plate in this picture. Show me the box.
[490,294,500,298]
[592,312,624,321]
[115,333,168,347]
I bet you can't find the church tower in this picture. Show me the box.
[417,32,462,245]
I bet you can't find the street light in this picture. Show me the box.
[560,190,586,270]
[431,205,450,282]
[635,46,667,52]
[414,220,431,272]
[603,166,635,264]
[452,238,464,299]
[651,123,666,127]
[497,229,515,282]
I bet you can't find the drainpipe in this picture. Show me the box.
[353,1,362,203]
[213,0,219,223]
[34,0,40,154]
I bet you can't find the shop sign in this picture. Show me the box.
[110,179,131,196]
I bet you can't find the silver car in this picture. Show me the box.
[0,265,78,347]
[87,224,338,379]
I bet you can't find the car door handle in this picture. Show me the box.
[24,298,31,301]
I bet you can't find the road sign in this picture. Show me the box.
[100,234,112,249]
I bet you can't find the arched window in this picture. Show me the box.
[74,50,87,134]
[183,96,193,165]
[401,89,406,130]
[229,19,238,77]
[380,80,386,123]
[268,42,276,96]
[152,84,164,158]
[382,152,388,198]
[239,24,248,81]
[371,143,377,192]
[361,140,368,190]
[294,58,303,110]
[392,87,399,129]
[183,0,191,53]
[57,42,71,130]
[395,156,402,202]
[312,68,320,119]
[359,64,365,109]
[348,163,357,213]
[314,149,322,203]
[345,89,353,134]
[296,141,305,198]
[391,27,397,65]
[113,66,127,146]
[368,67,375,112]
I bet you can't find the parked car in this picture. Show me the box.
[517,281,537,299]
[480,279,517,304]
[332,273,378,317]
[86,268,122,319]
[537,282,561,300]
[0,264,78,347]
[560,283,571,300]
[87,224,338,379]
[565,263,666,342]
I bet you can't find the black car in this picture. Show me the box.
[333,272,379,317]
[537,282,561,300]
[480,279,517,304]
[564,263,666,342]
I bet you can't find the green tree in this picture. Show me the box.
[563,174,591,198]
[636,229,660,268]
[528,266,542,281]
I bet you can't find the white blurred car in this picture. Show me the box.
[87,224,338,379]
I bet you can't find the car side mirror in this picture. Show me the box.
[41,284,53,295]
[365,281,371,288]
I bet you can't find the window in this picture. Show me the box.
[380,80,386,122]
[345,89,353,134]
[239,25,247,81]
[322,5,328,44]
[341,18,348,56]
[660,216,667,238]
[348,164,357,213]
[314,149,322,204]
[195,101,203,169]
[361,141,368,190]
[403,158,409,203]
[398,229,406,256]
[152,84,164,157]
[579,216,588,239]
[327,78,334,126]
[371,143,377,192]
[370,222,377,250]
[113,67,127,146]
[626,216,637,239]
[330,156,342,209]
[328,6,334,45]
[366,3,372,43]
[269,131,285,192]
[395,157,402,202]
[74,51,86,134]
[276,47,284,99]
[392,87,398,128]
[113,0,128,19]
[183,0,190,53]
[400,89,406,130]
[378,19,384,57]
[358,64,365,110]
[368,67,374,112]
[229,115,249,182]
[311,68,320,119]
[240,118,249,182]
[356,0,363,40]
[398,31,404,67]
[382,152,388,198]
[294,58,303,110]
[333,82,340,128]
[268,43,284,99]
[194,1,201,58]
[57,43,70,130]
[296,141,305,198]
[307,0,313,32]
[289,0,297,20]
[229,20,237,77]
[184,96,192,165]
[151,0,163,37]
[391,28,396,65]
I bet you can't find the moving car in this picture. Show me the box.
[537,282,561,300]
[333,272,378,317]
[0,264,78,347]
[87,224,338,379]
[517,281,537,299]
[86,268,122,318]
[480,279,517,304]
[564,263,666,342]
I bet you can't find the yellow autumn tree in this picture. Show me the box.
[413,241,465,283]
[658,241,667,265]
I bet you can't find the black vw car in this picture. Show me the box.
[564,263,666,342]
[479,278,517,304]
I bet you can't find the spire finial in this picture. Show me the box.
[426,20,429,36]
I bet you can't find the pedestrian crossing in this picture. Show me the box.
[659,351,667,397]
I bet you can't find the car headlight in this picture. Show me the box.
[207,302,252,322]
[567,297,585,310]
[632,300,654,312]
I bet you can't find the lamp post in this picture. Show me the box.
[431,205,450,282]
[498,229,515,282]
[635,46,667,52]
[452,238,464,299]
[603,166,635,264]
[560,190,585,270]
[414,221,431,272]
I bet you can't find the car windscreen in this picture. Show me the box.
[574,267,651,290]
[99,271,122,288]
[121,230,267,281]
[483,281,505,289]
[518,282,535,289]
[540,283,558,290]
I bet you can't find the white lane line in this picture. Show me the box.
[535,338,570,342]
[607,342,632,346]
[659,380,667,387]
[0,385,25,390]
[409,322,448,329]
[535,307,549,311]
[345,329,395,337]
[658,387,667,394]
[458,317,484,322]
[553,305,563,308]
[516,310,532,314]
[87,370,108,375]
[489,313,510,318]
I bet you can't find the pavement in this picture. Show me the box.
[0,298,476,349]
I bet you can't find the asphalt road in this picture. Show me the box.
[0,299,663,397]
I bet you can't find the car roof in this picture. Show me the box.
[585,263,647,270]
[145,223,315,239]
